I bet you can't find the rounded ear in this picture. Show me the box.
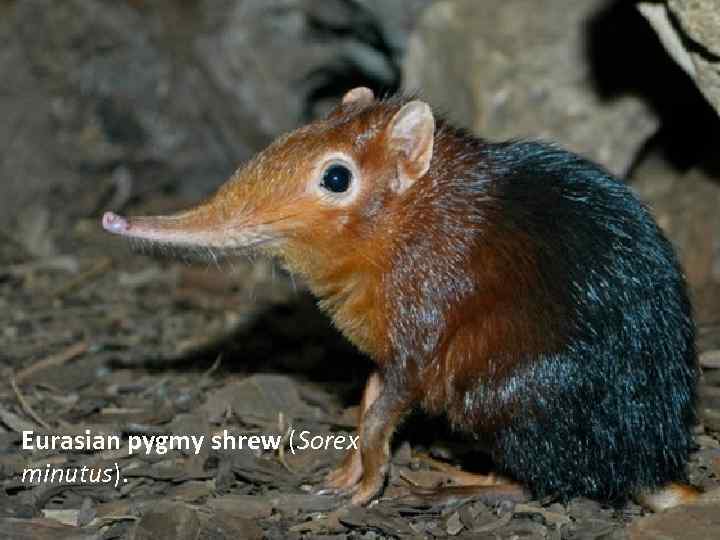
[342,87,375,106]
[387,100,435,193]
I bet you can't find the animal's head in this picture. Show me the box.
[102,88,436,280]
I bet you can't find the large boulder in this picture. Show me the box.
[639,0,720,118]
[402,0,660,176]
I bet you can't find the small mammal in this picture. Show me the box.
[103,88,699,510]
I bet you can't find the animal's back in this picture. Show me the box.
[418,139,698,503]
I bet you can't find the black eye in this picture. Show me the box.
[321,164,352,193]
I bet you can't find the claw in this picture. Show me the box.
[351,479,384,506]
[325,452,363,491]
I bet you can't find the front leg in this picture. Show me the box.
[325,371,382,491]
[350,377,413,505]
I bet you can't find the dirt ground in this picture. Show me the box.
[1,199,719,540]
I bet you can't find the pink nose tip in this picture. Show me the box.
[102,211,128,234]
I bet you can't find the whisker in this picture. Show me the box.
[289,270,297,295]
[207,246,222,272]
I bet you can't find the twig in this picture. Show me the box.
[277,412,295,473]
[0,405,39,432]
[201,354,223,382]
[398,470,423,487]
[10,377,51,430]
[96,515,140,523]
[14,341,88,384]
[141,376,168,398]
[53,257,112,297]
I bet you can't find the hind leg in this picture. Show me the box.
[404,452,527,503]
[413,452,512,487]
[636,483,700,512]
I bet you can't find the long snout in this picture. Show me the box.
[102,208,215,245]
[101,199,272,250]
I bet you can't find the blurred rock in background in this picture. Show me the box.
[402,0,659,176]
[0,0,430,228]
[639,0,720,118]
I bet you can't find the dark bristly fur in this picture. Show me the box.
[475,141,697,503]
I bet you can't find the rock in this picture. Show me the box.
[701,351,720,370]
[2,0,253,230]
[359,0,434,57]
[703,408,720,432]
[639,1,720,117]
[200,374,329,425]
[133,502,200,540]
[0,518,100,540]
[194,0,433,121]
[402,0,659,176]
[628,491,720,540]
[208,494,274,520]
[669,0,720,58]
[203,509,264,540]
[0,2,84,232]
